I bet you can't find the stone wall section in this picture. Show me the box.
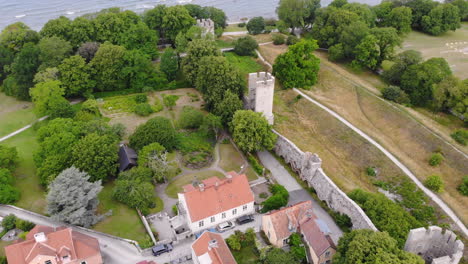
[273,130,378,231]
[405,226,464,264]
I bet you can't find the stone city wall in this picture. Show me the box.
[273,130,378,231]
[405,226,464,264]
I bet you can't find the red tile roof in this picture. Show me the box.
[5,225,102,264]
[192,232,237,264]
[264,200,315,240]
[181,172,254,222]
[300,218,336,256]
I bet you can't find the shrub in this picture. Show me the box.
[178,106,204,129]
[16,219,35,231]
[261,184,289,213]
[238,22,246,27]
[382,85,410,104]
[135,94,148,103]
[264,19,277,27]
[330,211,352,232]
[234,36,258,57]
[1,214,17,231]
[246,17,265,35]
[129,117,178,150]
[286,35,299,45]
[0,184,20,204]
[0,256,6,264]
[134,103,154,116]
[425,175,444,193]
[153,97,163,112]
[428,153,444,166]
[0,145,19,172]
[366,167,377,176]
[272,34,285,45]
[226,234,241,251]
[172,205,178,215]
[162,94,179,109]
[451,129,468,146]
[458,176,468,196]
[247,154,264,175]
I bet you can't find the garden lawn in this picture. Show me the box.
[224,52,264,77]
[165,170,225,198]
[225,23,246,32]
[0,92,36,137]
[219,141,258,181]
[231,244,259,264]
[2,128,46,214]
[93,182,153,245]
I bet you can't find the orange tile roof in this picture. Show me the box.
[264,200,315,240]
[5,225,102,264]
[300,218,336,256]
[192,232,237,264]
[181,172,254,222]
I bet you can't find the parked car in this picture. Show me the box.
[236,215,254,225]
[216,221,235,232]
[152,243,173,256]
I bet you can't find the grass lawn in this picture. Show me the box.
[165,170,225,198]
[2,128,47,214]
[231,245,259,264]
[216,39,235,49]
[0,240,12,257]
[224,52,264,77]
[225,23,246,32]
[219,142,258,181]
[0,92,36,137]
[93,182,154,244]
[401,22,468,79]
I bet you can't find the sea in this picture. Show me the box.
[0,0,385,31]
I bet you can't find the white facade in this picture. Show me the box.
[247,72,275,125]
[178,192,255,233]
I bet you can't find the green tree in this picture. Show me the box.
[58,55,94,97]
[68,17,96,48]
[113,178,155,214]
[230,110,277,153]
[0,22,40,52]
[175,26,205,53]
[233,36,258,56]
[353,34,380,70]
[182,39,221,85]
[458,176,468,196]
[77,42,100,62]
[143,5,166,34]
[138,142,166,168]
[195,56,245,110]
[338,21,370,59]
[333,230,424,264]
[382,85,410,104]
[178,106,204,129]
[0,184,20,204]
[162,5,195,42]
[273,39,320,89]
[205,6,228,29]
[160,48,179,81]
[383,50,422,85]
[421,3,461,35]
[34,67,59,83]
[0,145,19,171]
[214,90,244,124]
[129,117,178,151]
[1,214,17,231]
[342,3,376,27]
[0,168,14,185]
[30,80,73,118]
[0,45,14,83]
[424,175,444,192]
[277,0,321,29]
[71,133,118,182]
[40,16,71,40]
[433,75,467,114]
[264,248,296,264]
[122,49,163,92]
[93,11,127,44]
[37,36,72,70]
[89,42,126,91]
[370,27,402,66]
[312,7,360,48]
[451,0,468,20]
[6,42,40,100]
[384,6,413,34]
[200,113,223,139]
[289,233,307,263]
[118,21,159,58]
[246,17,265,35]
[405,0,438,30]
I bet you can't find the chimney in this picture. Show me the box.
[215,181,219,190]
[199,183,205,192]
[226,173,233,183]
[34,232,47,243]
[208,239,218,249]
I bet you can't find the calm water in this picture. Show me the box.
[0,0,384,31]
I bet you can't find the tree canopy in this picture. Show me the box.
[277,0,321,29]
[129,117,178,151]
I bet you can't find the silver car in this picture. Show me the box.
[216,221,235,232]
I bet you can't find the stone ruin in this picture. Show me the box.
[196,19,215,36]
[405,226,464,264]
[245,72,275,125]
[273,130,378,231]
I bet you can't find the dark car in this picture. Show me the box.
[152,243,173,256]
[236,215,254,225]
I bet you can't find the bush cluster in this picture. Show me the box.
[451,129,468,146]
[428,153,444,166]
[382,85,410,104]
[458,176,468,196]
[134,103,154,116]
[247,154,264,175]
[424,175,444,193]
[1,214,35,233]
[261,184,289,213]
[272,34,285,45]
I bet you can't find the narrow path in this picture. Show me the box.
[0,116,48,142]
[294,88,468,237]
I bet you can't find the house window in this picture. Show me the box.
[243,205,248,211]
[81,262,87,264]
[199,221,204,227]
[283,238,288,246]
[62,255,69,260]
[45,261,52,264]
[325,251,330,257]
[232,209,237,215]
[211,216,215,223]
[222,212,226,219]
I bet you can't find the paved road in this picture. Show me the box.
[293,88,468,238]
[257,151,343,244]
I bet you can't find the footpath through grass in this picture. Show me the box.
[0,92,36,137]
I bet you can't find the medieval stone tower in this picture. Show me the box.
[245,72,275,125]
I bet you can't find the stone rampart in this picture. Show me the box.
[405,226,464,264]
[273,130,378,231]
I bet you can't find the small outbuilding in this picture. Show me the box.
[118,144,138,172]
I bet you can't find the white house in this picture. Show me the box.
[178,172,255,233]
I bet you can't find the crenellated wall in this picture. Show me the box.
[405,226,464,264]
[273,130,378,231]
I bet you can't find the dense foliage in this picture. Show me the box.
[129,117,178,151]
[0,145,20,204]
[233,36,258,57]
[424,175,444,192]
[261,184,289,213]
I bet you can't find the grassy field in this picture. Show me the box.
[401,22,468,79]
[224,52,264,77]
[0,92,36,137]
[165,170,225,198]
[231,244,259,264]
[225,23,246,32]
[218,141,258,181]
[93,182,154,244]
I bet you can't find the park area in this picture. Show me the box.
[401,22,468,79]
